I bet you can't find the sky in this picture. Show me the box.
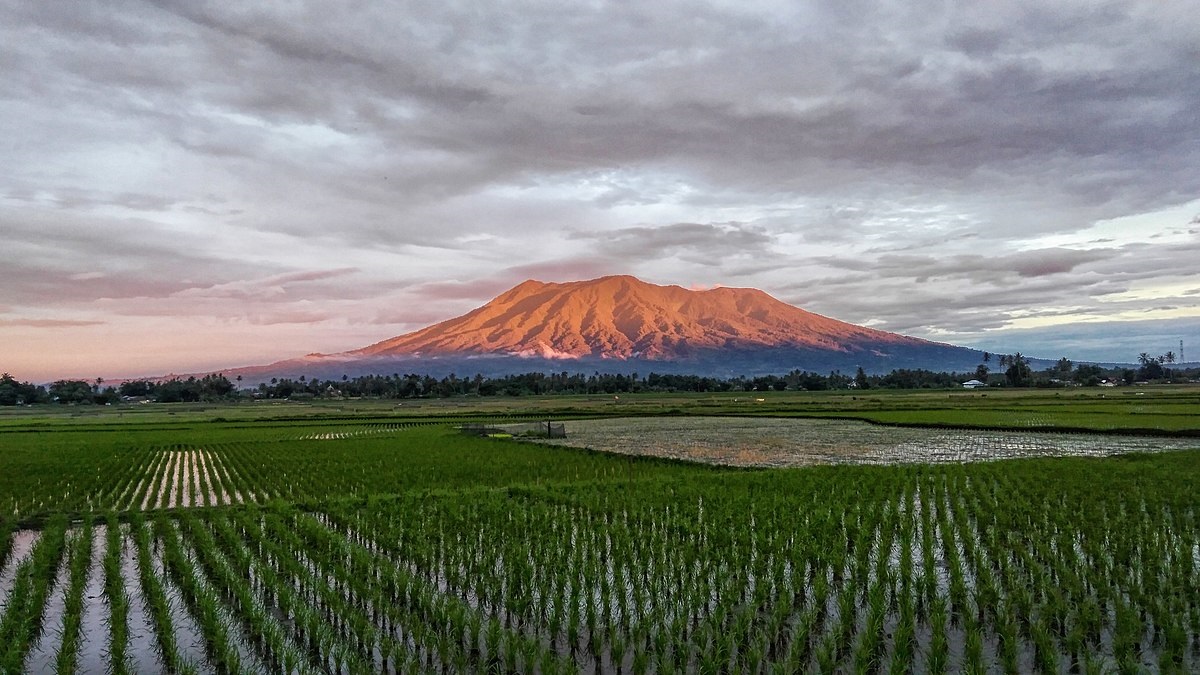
[3,0,1199,381]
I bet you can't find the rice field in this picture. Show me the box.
[0,408,1198,673]
[532,416,1200,467]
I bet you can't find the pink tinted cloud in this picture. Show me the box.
[0,318,106,328]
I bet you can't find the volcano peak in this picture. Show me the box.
[350,275,933,361]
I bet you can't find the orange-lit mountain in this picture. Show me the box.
[352,275,932,359]
[226,275,990,382]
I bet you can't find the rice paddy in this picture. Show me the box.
[0,392,1197,673]
[533,416,1200,467]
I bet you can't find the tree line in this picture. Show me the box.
[2,355,1194,405]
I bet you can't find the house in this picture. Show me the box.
[961,379,987,389]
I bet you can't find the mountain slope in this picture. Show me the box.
[351,275,935,360]
[222,275,993,383]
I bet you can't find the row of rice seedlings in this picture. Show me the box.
[194,450,214,508]
[103,512,131,674]
[257,510,437,671]
[334,485,813,671]
[209,448,246,505]
[328,457,1197,673]
[0,516,13,573]
[128,512,198,674]
[154,512,245,672]
[212,443,268,503]
[182,511,315,672]
[0,515,67,671]
[174,448,190,509]
[223,510,371,672]
[103,445,165,512]
[203,512,320,673]
[130,449,173,511]
[310,506,575,673]
[53,520,93,673]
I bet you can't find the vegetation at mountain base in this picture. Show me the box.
[3,350,1195,407]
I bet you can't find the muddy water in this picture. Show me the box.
[536,417,1199,467]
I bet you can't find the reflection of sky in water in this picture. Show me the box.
[543,417,1198,467]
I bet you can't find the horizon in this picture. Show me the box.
[8,274,1195,384]
[4,2,1198,382]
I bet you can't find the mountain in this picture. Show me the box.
[225,275,997,383]
[355,275,937,359]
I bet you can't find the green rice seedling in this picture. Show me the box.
[0,517,13,570]
[54,521,93,673]
[927,595,949,675]
[889,606,916,675]
[103,514,132,674]
[0,515,68,671]
[193,511,322,672]
[155,515,243,673]
[129,513,196,674]
[1031,620,1059,674]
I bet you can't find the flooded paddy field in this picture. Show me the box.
[0,408,1197,673]
[532,416,1200,467]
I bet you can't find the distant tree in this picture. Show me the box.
[1055,357,1073,375]
[1138,352,1153,366]
[1073,363,1104,386]
[1162,351,1176,365]
[1137,357,1165,380]
[0,373,47,405]
[854,367,870,390]
[49,380,96,404]
[119,380,152,397]
[974,364,990,382]
[1005,353,1032,387]
[0,374,20,406]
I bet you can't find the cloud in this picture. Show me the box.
[0,318,106,328]
[3,0,1200,377]
[569,222,776,263]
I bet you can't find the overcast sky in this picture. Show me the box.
[3,0,1199,381]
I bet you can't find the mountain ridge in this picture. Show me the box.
[348,274,940,361]
[199,275,1006,384]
